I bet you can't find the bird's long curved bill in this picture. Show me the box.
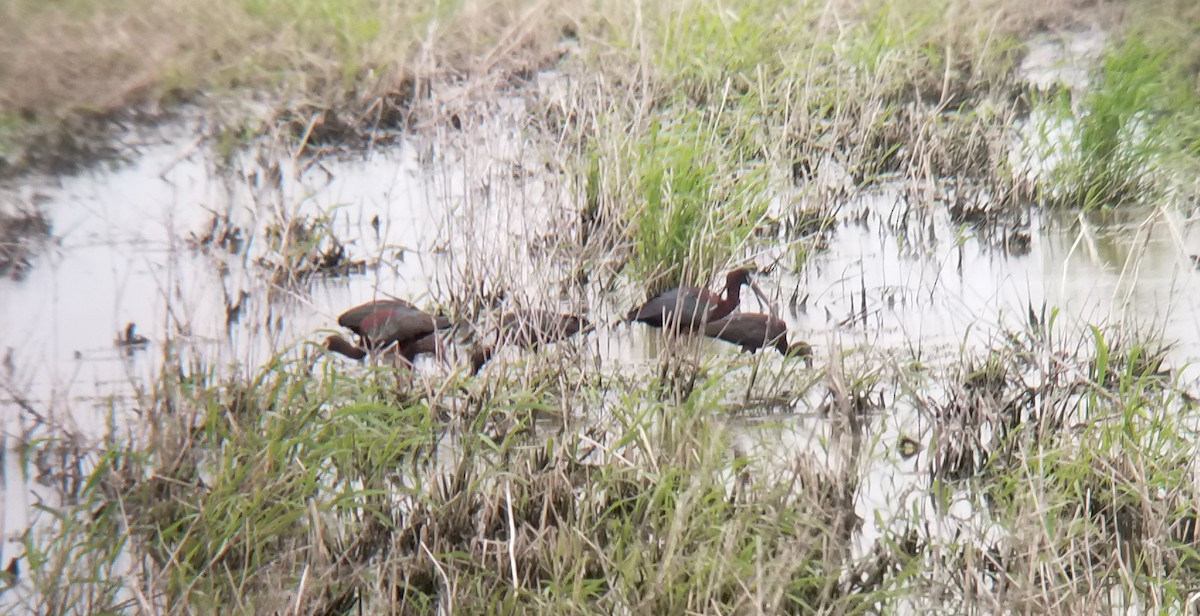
[749,281,774,313]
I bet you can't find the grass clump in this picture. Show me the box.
[626,111,769,289]
[13,348,879,613]
[904,314,1200,611]
[567,0,1039,289]
[1042,31,1200,208]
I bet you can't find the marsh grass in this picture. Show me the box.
[0,0,566,176]
[1038,23,1200,209]
[1,0,1059,192]
[625,111,770,287]
[556,0,1050,292]
[1050,39,1170,208]
[260,213,368,286]
[11,343,881,613]
[8,0,1200,613]
[902,313,1200,612]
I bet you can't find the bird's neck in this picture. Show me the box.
[327,336,367,360]
[718,283,742,311]
[470,345,495,375]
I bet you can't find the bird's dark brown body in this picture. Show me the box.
[326,299,450,364]
[337,299,445,346]
[497,309,591,348]
[702,313,812,359]
[626,268,768,332]
[468,309,592,374]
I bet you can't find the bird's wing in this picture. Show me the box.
[337,299,418,332]
[360,309,440,346]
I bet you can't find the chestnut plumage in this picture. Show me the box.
[626,268,768,332]
[326,299,450,365]
[702,313,812,360]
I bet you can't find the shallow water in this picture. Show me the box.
[786,187,1200,371]
[3,58,1200,606]
[0,120,444,587]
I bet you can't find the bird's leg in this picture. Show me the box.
[745,355,761,403]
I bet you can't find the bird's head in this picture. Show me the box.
[785,341,814,367]
[726,267,770,307]
[726,267,755,287]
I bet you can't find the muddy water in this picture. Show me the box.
[0,98,601,587]
[756,187,1200,557]
[0,121,443,581]
[0,127,424,395]
[780,188,1200,371]
[3,90,1200,604]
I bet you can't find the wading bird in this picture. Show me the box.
[469,309,593,374]
[702,313,812,362]
[324,299,450,367]
[497,309,592,348]
[703,312,813,400]
[626,267,769,332]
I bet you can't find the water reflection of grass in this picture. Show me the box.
[6,0,1200,612]
[14,311,1200,612]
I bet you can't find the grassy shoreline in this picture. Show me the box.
[13,317,1200,613]
[0,0,1116,176]
[4,0,1200,612]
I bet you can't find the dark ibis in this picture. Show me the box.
[325,299,450,366]
[626,267,769,332]
[702,313,812,361]
[497,309,591,348]
[468,309,592,375]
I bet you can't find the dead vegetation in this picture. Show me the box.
[3,0,1200,613]
[0,200,50,280]
[0,0,1127,181]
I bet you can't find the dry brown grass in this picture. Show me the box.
[0,1,205,114]
[0,0,575,120]
[0,0,1115,122]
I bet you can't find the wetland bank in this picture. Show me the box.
[3,0,1200,613]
